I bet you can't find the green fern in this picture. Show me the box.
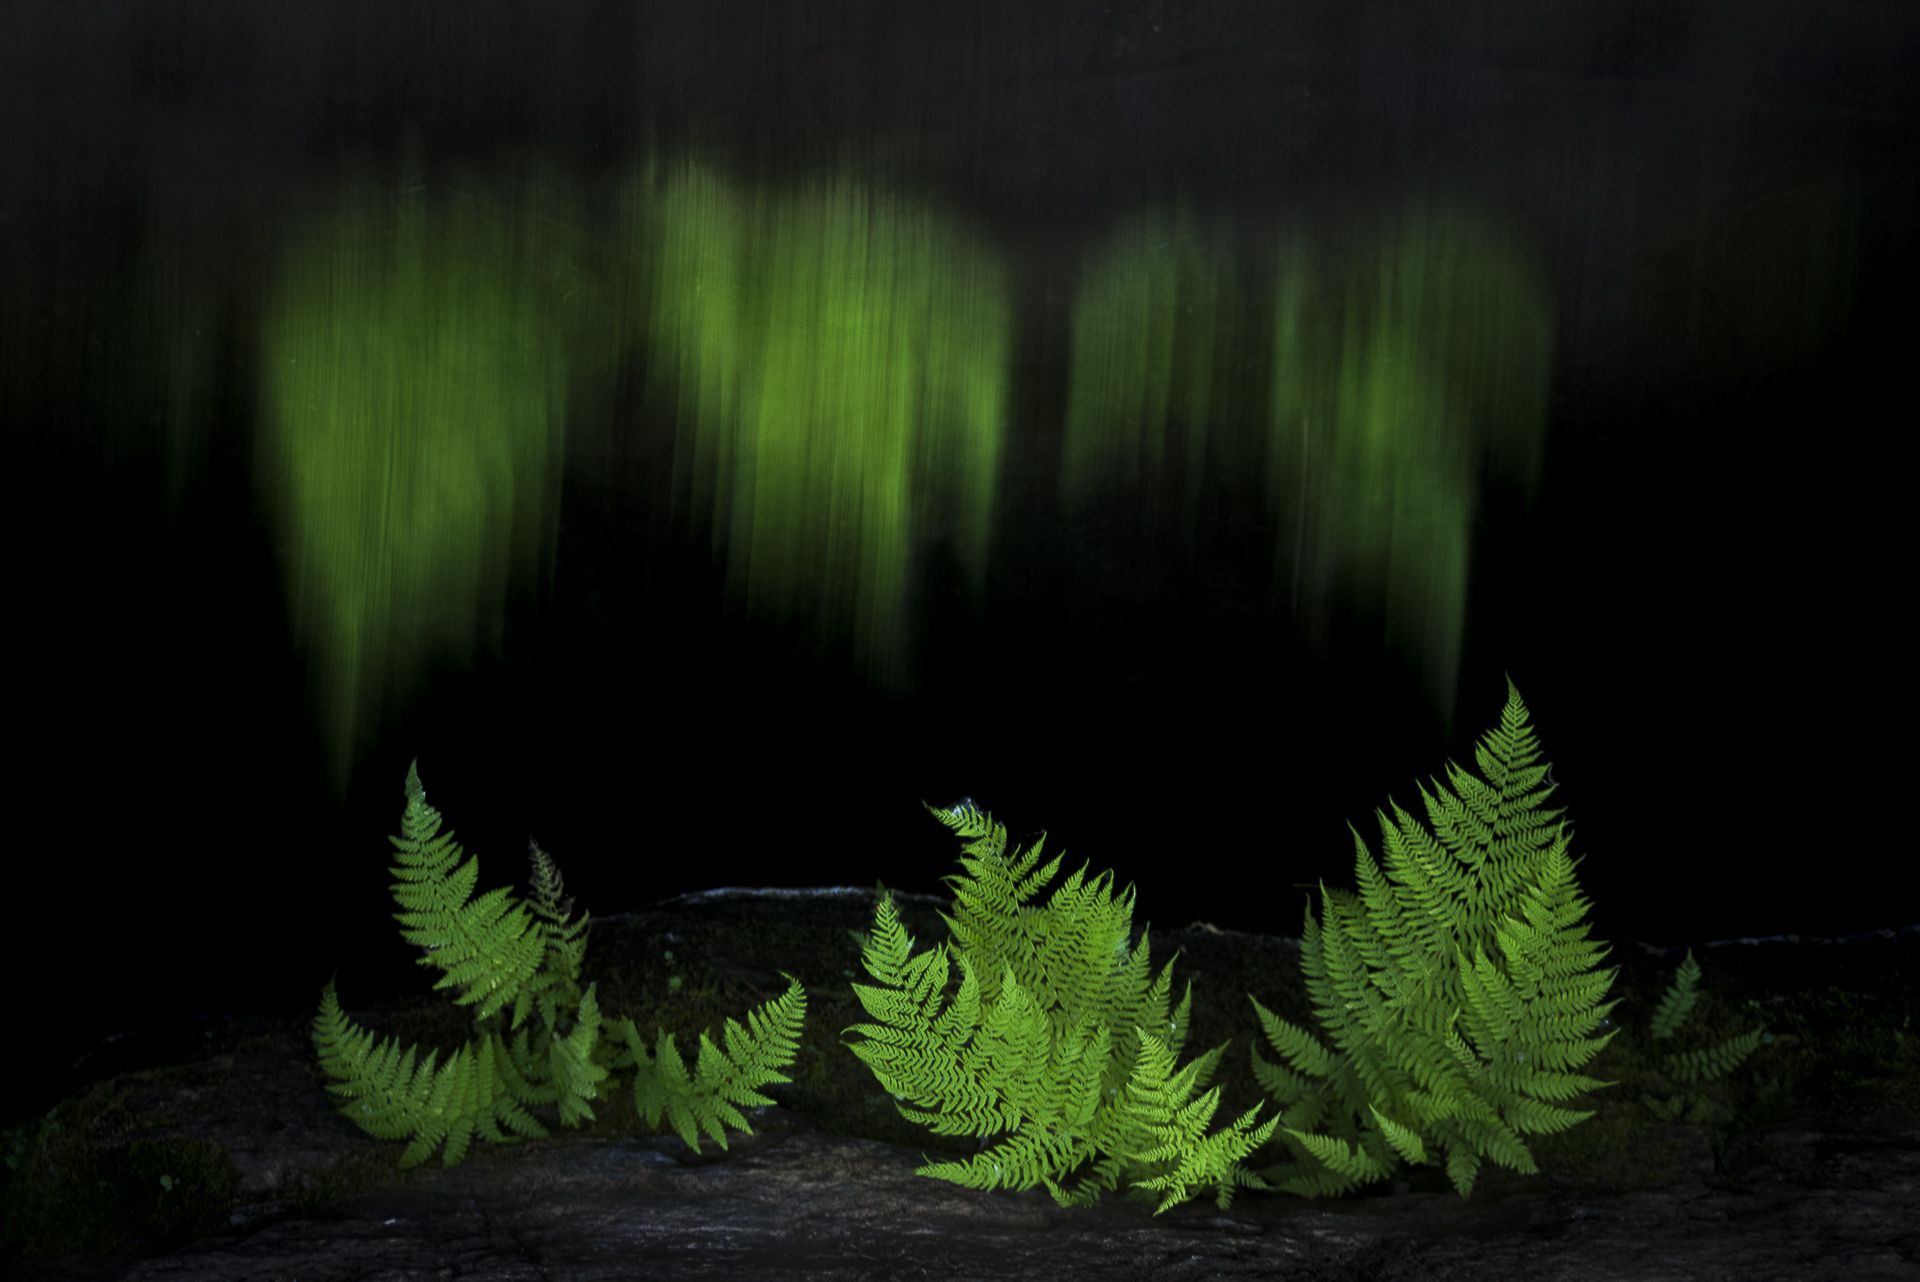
[843,801,1278,1214]
[1247,677,1621,1200]
[610,983,807,1153]
[313,760,807,1168]
[383,769,549,1028]
[1620,948,1770,1122]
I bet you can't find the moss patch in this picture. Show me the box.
[1,1086,240,1260]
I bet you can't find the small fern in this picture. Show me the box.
[1622,948,1771,1122]
[313,761,807,1168]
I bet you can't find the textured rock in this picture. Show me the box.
[8,1105,1919,1282]
[5,894,1917,1280]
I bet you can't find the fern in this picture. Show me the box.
[843,802,1278,1214]
[1621,948,1771,1121]
[609,982,808,1152]
[384,771,549,1028]
[313,760,807,1168]
[1248,678,1621,1200]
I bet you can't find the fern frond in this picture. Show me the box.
[622,975,808,1152]
[312,978,547,1168]
[915,1124,1089,1193]
[847,807,1266,1213]
[387,761,547,1026]
[1664,1027,1767,1085]
[1251,680,1620,1200]
[1121,1030,1281,1214]
[545,982,609,1128]
[527,839,591,979]
[1649,949,1703,1042]
[316,762,808,1171]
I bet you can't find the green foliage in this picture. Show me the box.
[1631,949,1771,1121]
[1246,678,1621,1199]
[313,761,807,1168]
[308,692,1772,1205]
[843,802,1278,1215]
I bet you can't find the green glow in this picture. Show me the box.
[259,170,578,792]
[633,160,1011,686]
[1268,203,1553,728]
[1060,201,1242,535]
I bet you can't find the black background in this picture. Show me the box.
[3,0,1914,1119]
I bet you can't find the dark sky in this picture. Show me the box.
[3,0,1914,1084]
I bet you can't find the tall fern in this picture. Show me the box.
[1247,678,1620,1199]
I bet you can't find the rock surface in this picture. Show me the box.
[4,891,1917,1281]
[11,1105,1920,1282]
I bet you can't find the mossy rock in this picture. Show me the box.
[1,1086,239,1260]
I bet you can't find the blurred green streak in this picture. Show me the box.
[258,168,581,794]
[1061,198,1245,541]
[629,159,1011,688]
[1268,203,1553,730]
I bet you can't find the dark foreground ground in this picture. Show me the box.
[4,890,1916,1281]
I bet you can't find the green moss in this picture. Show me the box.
[0,1087,239,1261]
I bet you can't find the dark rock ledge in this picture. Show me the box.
[3,891,1916,1281]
